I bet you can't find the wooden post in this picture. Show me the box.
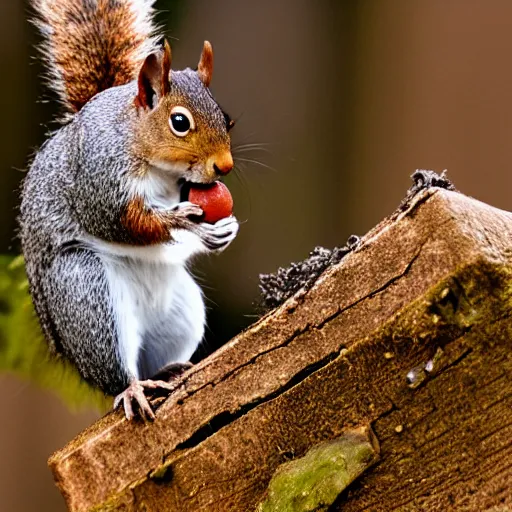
[49,186,512,511]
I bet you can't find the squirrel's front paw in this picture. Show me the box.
[171,201,204,221]
[196,216,239,252]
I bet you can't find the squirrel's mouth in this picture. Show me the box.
[178,178,222,202]
[179,179,191,202]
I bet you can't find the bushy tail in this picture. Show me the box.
[32,0,160,115]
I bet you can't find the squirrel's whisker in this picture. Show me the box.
[233,147,273,156]
[233,142,272,149]
[234,157,276,173]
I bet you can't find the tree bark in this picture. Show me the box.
[49,186,512,511]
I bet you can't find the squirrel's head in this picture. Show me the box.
[132,41,234,185]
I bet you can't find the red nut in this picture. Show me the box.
[188,181,233,224]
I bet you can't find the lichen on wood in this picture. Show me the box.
[257,426,379,512]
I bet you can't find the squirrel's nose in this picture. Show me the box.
[213,152,234,175]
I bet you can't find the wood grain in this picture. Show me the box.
[49,188,512,511]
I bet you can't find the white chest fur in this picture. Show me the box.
[86,167,208,378]
[100,251,206,379]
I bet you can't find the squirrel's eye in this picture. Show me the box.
[169,106,195,137]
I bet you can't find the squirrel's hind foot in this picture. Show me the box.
[151,361,193,382]
[114,378,181,421]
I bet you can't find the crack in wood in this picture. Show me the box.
[173,349,344,453]
[177,241,427,411]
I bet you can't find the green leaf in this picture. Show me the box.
[0,255,109,411]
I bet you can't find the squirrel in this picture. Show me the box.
[20,0,239,420]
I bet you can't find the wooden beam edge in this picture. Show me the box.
[48,188,512,511]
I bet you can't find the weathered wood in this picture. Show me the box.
[49,188,512,511]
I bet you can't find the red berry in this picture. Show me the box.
[188,182,233,224]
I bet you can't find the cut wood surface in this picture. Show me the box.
[49,187,512,511]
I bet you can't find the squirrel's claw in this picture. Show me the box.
[172,201,204,219]
[114,380,155,420]
[114,379,180,420]
[196,216,239,252]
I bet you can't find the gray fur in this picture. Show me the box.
[44,250,127,392]
[170,69,229,148]
[20,72,236,397]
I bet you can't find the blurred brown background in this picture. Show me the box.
[2,0,512,510]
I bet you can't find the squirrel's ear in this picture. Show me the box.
[136,41,172,109]
[161,40,172,95]
[197,41,213,87]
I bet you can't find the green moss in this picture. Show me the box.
[0,255,108,411]
[377,259,512,350]
[258,430,378,512]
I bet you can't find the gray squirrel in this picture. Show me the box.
[20,0,239,419]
